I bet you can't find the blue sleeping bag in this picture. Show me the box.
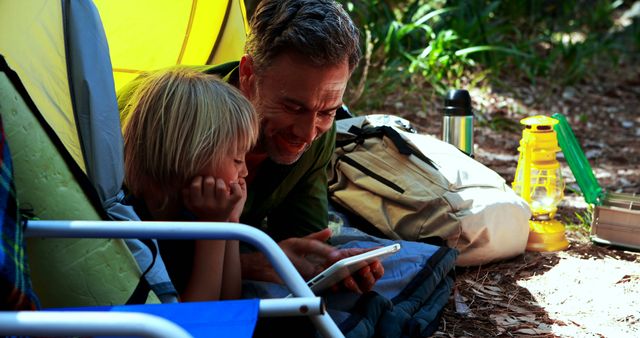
[328,227,457,337]
[243,226,458,337]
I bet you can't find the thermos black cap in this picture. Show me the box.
[443,89,473,116]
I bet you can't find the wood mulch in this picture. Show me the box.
[355,53,640,338]
[432,229,640,337]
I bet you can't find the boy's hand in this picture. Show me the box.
[228,178,247,222]
[183,176,244,222]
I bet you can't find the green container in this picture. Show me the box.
[553,113,640,249]
[552,113,605,205]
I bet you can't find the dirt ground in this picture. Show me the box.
[357,59,640,337]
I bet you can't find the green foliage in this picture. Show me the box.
[339,0,639,111]
[478,115,521,133]
[565,204,594,232]
[563,184,594,231]
[575,205,594,231]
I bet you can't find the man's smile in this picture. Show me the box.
[274,134,307,155]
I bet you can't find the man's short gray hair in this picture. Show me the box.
[245,0,361,73]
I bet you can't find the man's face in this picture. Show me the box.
[240,52,350,164]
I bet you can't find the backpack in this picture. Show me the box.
[328,115,531,266]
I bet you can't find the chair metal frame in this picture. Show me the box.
[0,220,344,338]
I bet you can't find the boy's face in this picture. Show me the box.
[197,150,248,185]
[240,52,350,164]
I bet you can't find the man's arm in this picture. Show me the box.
[240,228,336,283]
[240,228,384,293]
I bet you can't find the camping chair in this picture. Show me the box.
[0,0,343,336]
[0,116,327,337]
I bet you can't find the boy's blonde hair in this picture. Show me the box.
[122,67,259,199]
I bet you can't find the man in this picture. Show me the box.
[236,0,383,290]
[119,0,382,293]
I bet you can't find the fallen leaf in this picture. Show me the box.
[514,327,552,335]
[454,287,474,317]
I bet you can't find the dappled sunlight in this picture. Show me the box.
[517,252,640,337]
[615,2,640,29]
[433,233,640,337]
[551,32,587,45]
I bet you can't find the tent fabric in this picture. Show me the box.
[1,0,250,307]
[0,57,104,221]
[0,0,85,172]
[0,0,248,181]
[0,0,177,303]
[1,67,161,307]
[61,1,177,300]
[59,299,260,338]
[63,0,178,302]
[62,0,135,221]
[94,0,249,92]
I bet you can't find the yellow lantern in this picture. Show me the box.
[512,115,569,251]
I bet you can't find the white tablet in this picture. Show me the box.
[306,243,401,293]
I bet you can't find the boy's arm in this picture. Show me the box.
[228,179,247,223]
[221,240,241,300]
[181,239,226,302]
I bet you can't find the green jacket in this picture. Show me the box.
[117,62,334,241]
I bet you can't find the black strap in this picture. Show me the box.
[125,239,157,305]
[338,125,438,170]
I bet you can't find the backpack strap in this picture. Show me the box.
[338,125,438,170]
[125,238,157,304]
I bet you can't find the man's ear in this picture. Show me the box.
[239,54,255,99]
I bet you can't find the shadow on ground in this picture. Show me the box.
[433,227,640,337]
[433,252,561,337]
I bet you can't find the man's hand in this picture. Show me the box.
[240,228,385,293]
[182,176,244,221]
[326,247,385,294]
[240,228,336,284]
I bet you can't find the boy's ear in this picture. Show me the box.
[239,55,255,100]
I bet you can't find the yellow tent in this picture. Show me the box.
[0,0,249,307]
[96,0,249,92]
[1,0,248,174]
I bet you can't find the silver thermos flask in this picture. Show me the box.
[442,89,474,156]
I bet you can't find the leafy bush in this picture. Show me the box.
[339,0,640,111]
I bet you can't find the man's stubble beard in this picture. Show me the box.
[262,130,310,165]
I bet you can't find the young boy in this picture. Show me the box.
[121,67,259,301]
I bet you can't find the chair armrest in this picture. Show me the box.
[0,311,192,338]
[25,220,344,338]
